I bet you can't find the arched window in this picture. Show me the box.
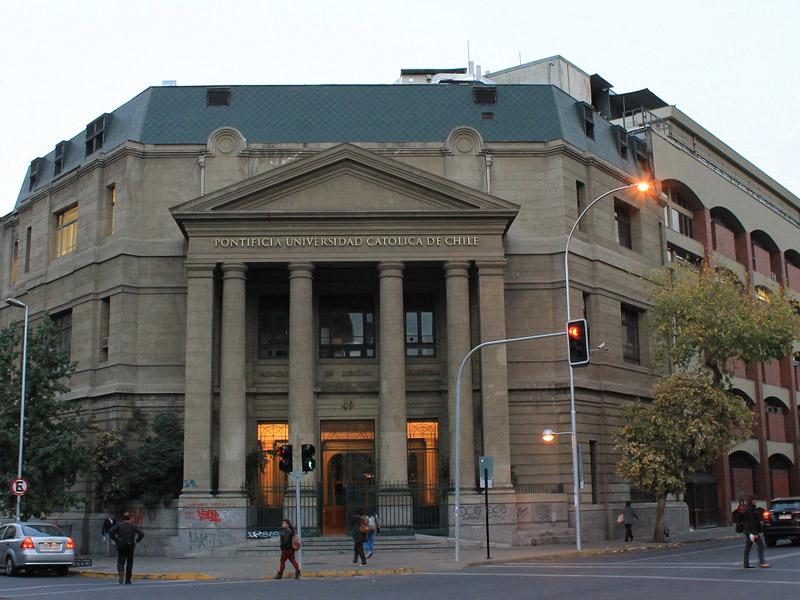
[769,454,792,498]
[729,451,758,501]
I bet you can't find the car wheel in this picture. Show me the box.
[5,555,18,576]
[765,536,777,547]
[55,565,69,576]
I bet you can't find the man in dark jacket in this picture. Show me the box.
[742,495,770,569]
[108,512,145,584]
[101,513,116,557]
[349,506,369,566]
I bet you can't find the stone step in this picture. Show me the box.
[236,535,445,555]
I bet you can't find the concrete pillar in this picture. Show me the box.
[181,262,216,497]
[445,261,475,489]
[378,262,407,485]
[288,263,315,475]
[218,262,248,498]
[476,259,512,488]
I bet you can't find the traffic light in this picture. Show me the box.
[566,319,589,366]
[277,444,292,473]
[301,444,316,472]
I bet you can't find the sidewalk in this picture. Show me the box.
[75,527,738,581]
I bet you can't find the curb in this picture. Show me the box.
[77,571,215,581]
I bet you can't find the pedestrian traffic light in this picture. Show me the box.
[566,319,589,366]
[278,444,292,473]
[301,444,316,472]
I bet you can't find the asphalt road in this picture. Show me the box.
[1,539,798,600]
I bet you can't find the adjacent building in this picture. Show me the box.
[2,56,798,553]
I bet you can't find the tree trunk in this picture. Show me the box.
[652,493,667,543]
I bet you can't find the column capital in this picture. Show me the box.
[475,258,507,275]
[444,261,471,277]
[288,262,315,279]
[221,262,248,278]
[378,261,405,277]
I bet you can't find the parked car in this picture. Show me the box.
[0,522,74,576]
[762,497,800,547]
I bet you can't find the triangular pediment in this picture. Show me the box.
[171,144,519,225]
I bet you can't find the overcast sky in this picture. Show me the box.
[1,0,798,216]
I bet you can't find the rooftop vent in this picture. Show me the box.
[473,86,497,105]
[207,88,232,107]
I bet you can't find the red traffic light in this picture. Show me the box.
[566,319,589,367]
[568,325,582,338]
[277,444,292,473]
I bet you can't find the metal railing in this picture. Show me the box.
[515,483,565,494]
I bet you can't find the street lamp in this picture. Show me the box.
[564,181,649,550]
[4,297,29,523]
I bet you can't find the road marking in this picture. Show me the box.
[419,571,800,586]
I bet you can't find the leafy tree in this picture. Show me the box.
[92,429,132,514]
[128,412,184,509]
[0,317,91,519]
[615,263,800,542]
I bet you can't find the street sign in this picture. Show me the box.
[479,456,493,489]
[10,478,28,496]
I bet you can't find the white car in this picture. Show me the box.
[0,522,74,576]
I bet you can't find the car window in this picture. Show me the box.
[1,525,17,540]
[771,501,800,512]
[22,524,65,537]
[0,526,6,539]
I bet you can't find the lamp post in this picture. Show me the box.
[3,297,29,523]
[564,181,649,550]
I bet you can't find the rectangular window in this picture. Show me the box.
[576,180,586,231]
[582,103,595,139]
[319,294,374,358]
[100,296,110,362]
[51,310,72,359]
[589,440,598,504]
[473,86,497,105]
[207,88,232,106]
[615,127,629,160]
[256,422,290,500]
[10,238,18,284]
[258,295,289,359]
[54,141,67,176]
[24,227,31,273]
[614,200,633,249]
[621,306,641,365]
[85,115,106,156]
[56,205,78,257]
[405,294,435,357]
[106,184,116,236]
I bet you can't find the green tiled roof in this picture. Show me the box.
[16,84,638,206]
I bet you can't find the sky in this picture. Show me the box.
[1,0,799,216]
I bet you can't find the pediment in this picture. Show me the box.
[172,144,519,222]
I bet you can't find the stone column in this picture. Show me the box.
[288,263,315,475]
[378,262,408,485]
[218,262,248,498]
[445,261,475,489]
[476,259,512,488]
[181,263,216,497]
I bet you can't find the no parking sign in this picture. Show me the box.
[10,478,28,496]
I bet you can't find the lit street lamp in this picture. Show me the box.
[4,297,29,523]
[564,181,649,550]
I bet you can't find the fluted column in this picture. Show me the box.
[181,263,216,497]
[218,262,248,497]
[288,263,315,476]
[445,261,475,489]
[378,262,407,484]
[476,259,512,488]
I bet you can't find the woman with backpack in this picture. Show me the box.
[274,519,301,579]
[349,506,368,566]
[363,506,379,559]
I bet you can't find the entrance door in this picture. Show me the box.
[321,420,375,534]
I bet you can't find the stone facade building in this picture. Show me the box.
[1,56,798,554]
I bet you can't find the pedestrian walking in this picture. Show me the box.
[363,506,379,559]
[101,513,116,557]
[107,512,145,585]
[622,500,638,542]
[742,495,770,569]
[273,519,301,580]
[349,506,368,566]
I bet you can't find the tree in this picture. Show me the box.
[615,263,800,542]
[128,412,184,509]
[0,318,92,519]
[92,429,132,514]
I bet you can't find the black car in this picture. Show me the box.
[762,497,800,547]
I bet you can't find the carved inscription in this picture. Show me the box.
[214,235,480,249]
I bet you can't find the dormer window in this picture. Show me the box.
[581,103,595,139]
[54,141,67,176]
[85,115,107,156]
[473,86,497,105]
[615,126,629,160]
[207,88,232,107]
[28,158,42,191]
